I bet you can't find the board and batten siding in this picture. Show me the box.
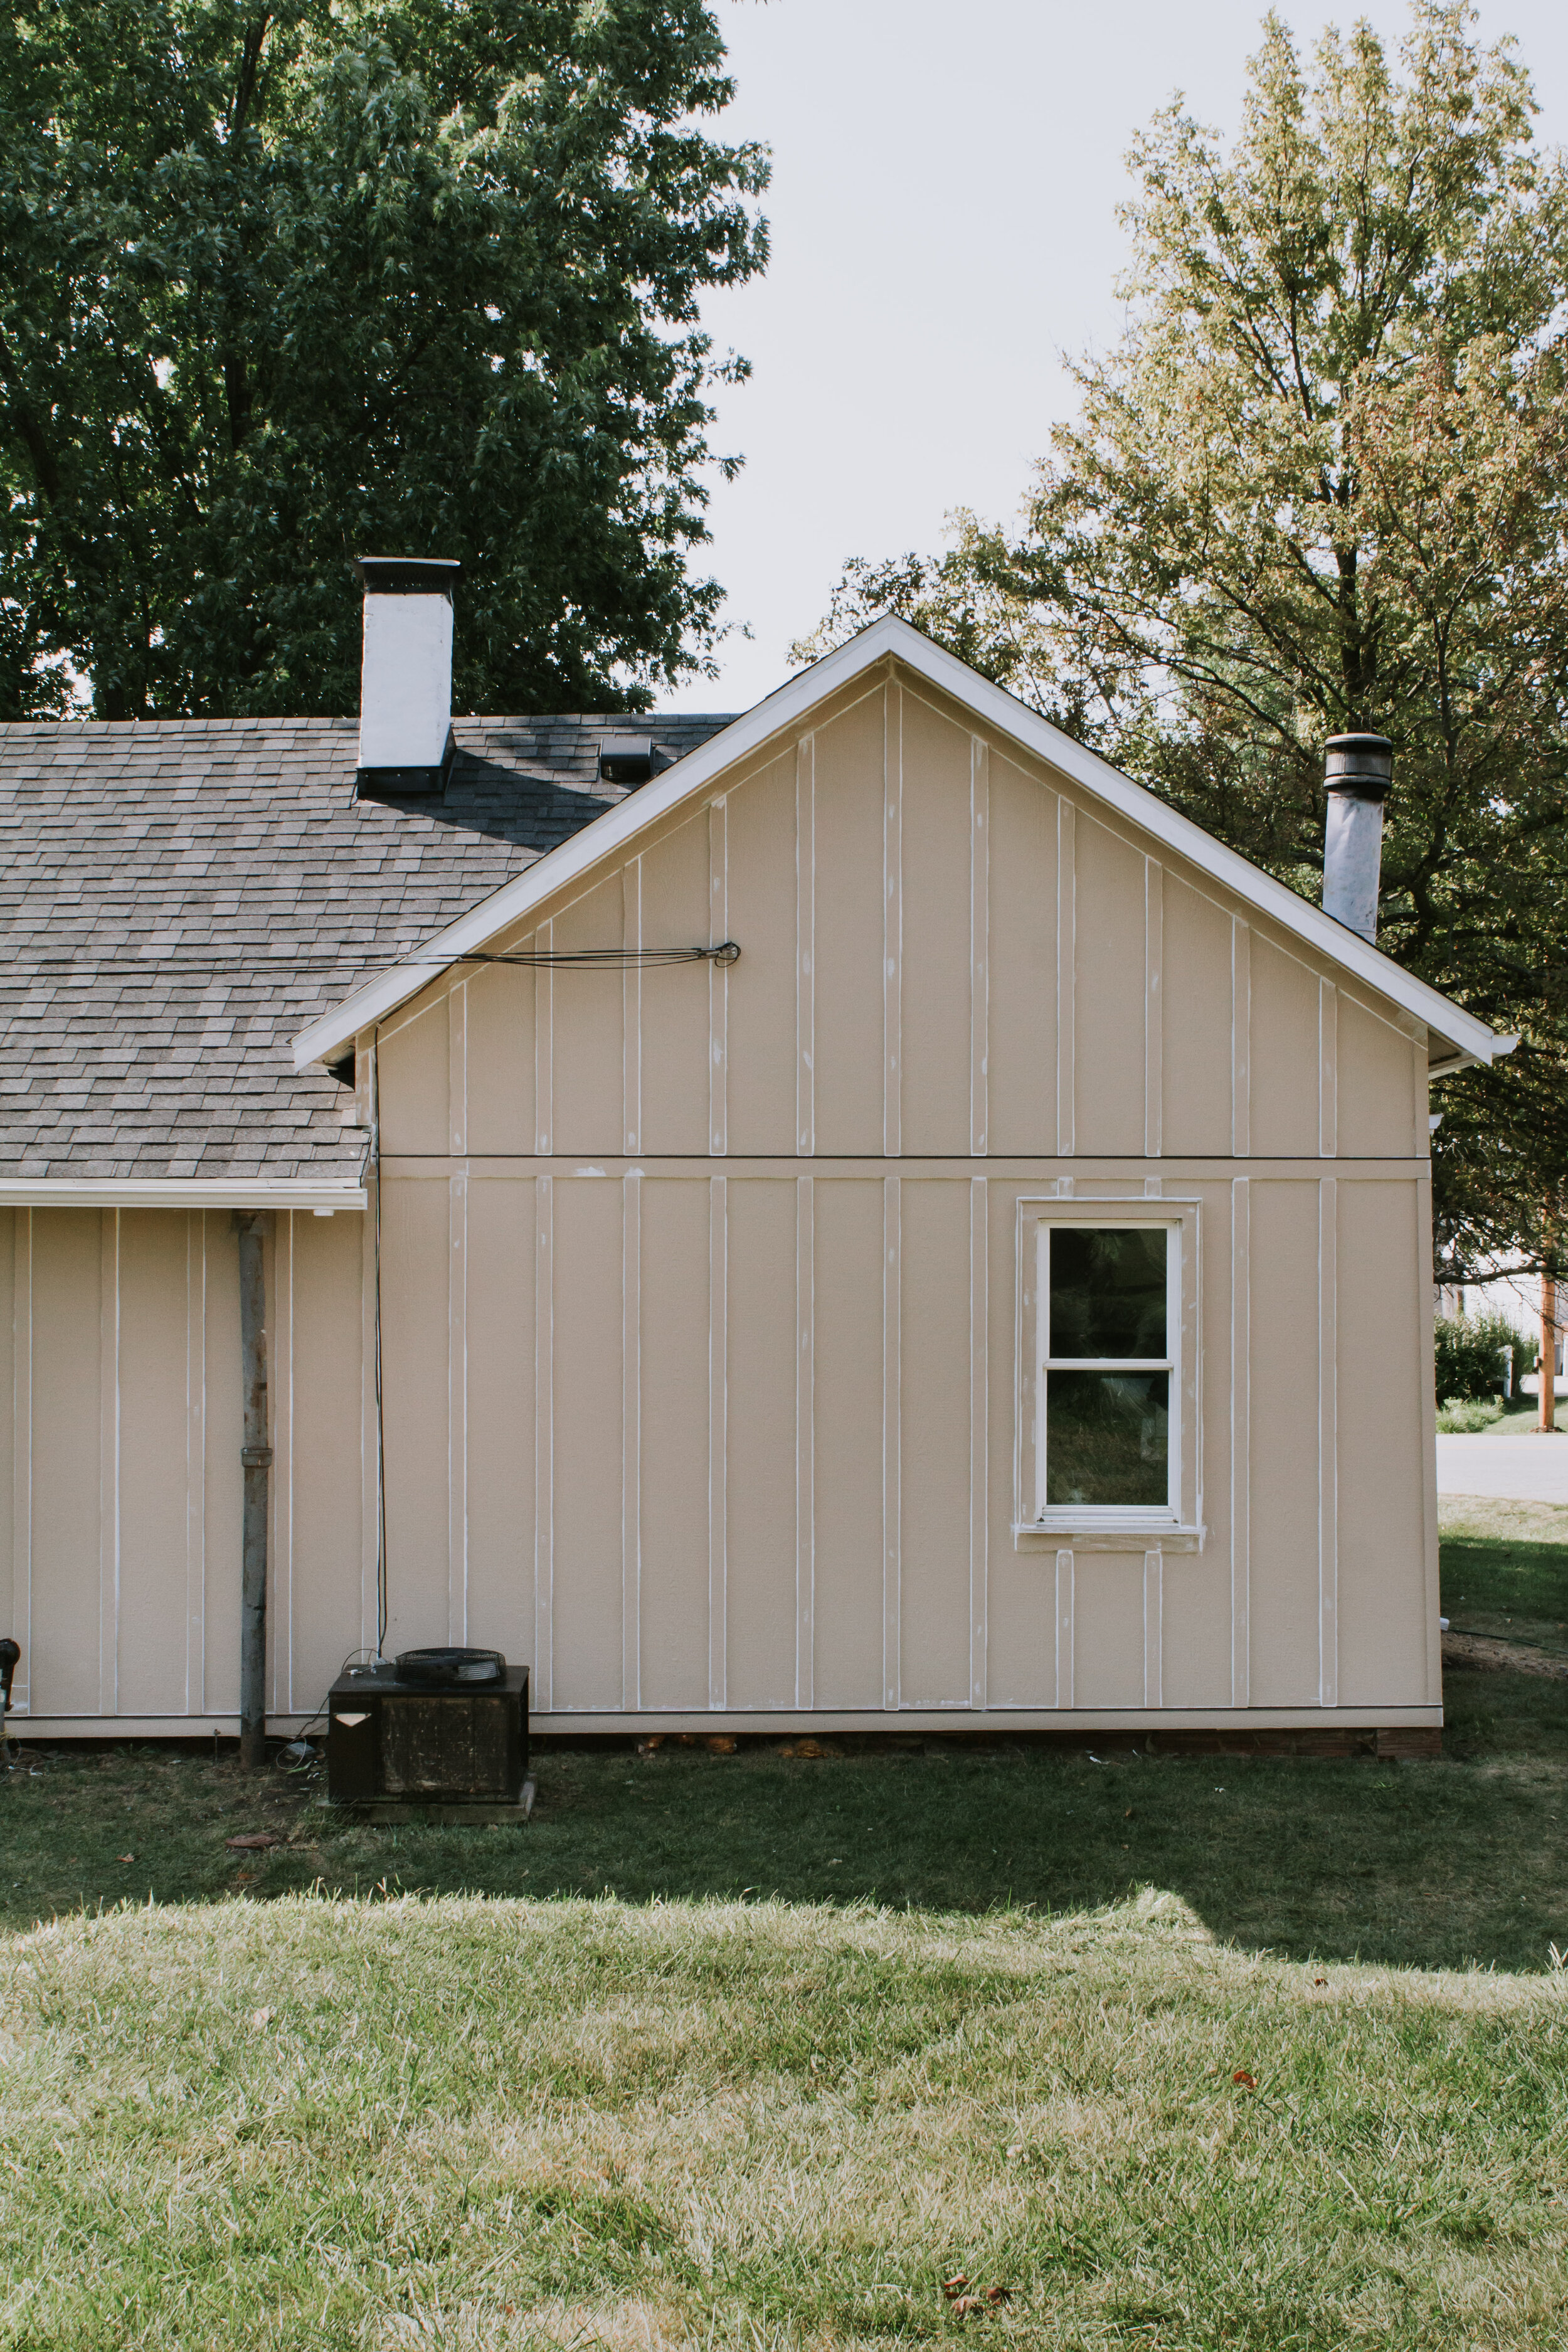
[1,664,1442,1729]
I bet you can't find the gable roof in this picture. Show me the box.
[0,709,733,1193]
[292,617,1507,1079]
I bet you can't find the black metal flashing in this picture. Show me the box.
[356,556,462,598]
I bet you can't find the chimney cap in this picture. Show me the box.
[357,556,462,598]
[1324,733,1394,802]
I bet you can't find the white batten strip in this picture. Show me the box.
[1319,978,1338,1158]
[448,979,467,1157]
[280,1213,295,1712]
[1055,1549,1075,1708]
[1143,1549,1163,1707]
[1145,857,1163,1157]
[970,1177,988,1710]
[970,736,990,1155]
[1230,1177,1251,1707]
[884,681,904,1158]
[623,859,643,1155]
[11,1210,32,1714]
[184,1214,207,1715]
[709,799,729,1155]
[795,1173,815,1707]
[360,1183,379,1657]
[709,1173,728,1707]
[796,735,815,1156]
[532,1175,554,1711]
[533,918,554,1155]
[1231,918,1251,1158]
[448,1169,469,1645]
[98,1209,120,1715]
[1056,797,1076,1157]
[882,1172,901,1707]
[1319,1176,1339,1707]
[622,1170,642,1708]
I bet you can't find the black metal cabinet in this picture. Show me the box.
[326,1665,529,1806]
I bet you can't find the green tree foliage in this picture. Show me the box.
[797,3,1568,1281]
[0,0,768,720]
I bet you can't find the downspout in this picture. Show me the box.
[234,1210,273,1767]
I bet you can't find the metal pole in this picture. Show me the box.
[1542,1271,1558,1436]
[235,1212,273,1767]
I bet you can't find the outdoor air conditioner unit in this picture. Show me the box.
[327,1648,529,1815]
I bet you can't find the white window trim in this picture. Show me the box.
[1014,1194,1204,1550]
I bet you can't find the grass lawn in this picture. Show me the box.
[1,1502,1565,2348]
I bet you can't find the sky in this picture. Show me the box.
[691,0,1568,711]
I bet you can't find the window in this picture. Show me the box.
[1041,1225,1175,1512]
[1015,1200,1201,1547]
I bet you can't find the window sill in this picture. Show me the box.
[1013,1521,1205,1554]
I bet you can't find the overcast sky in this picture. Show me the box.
[692,0,1568,711]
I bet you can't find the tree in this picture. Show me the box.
[797,2,1568,1284]
[0,0,768,720]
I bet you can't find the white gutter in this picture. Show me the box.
[291,615,1509,1076]
[0,1177,366,1211]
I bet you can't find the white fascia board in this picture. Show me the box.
[0,1177,366,1210]
[291,615,1508,1073]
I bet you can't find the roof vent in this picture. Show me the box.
[598,734,657,787]
[1322,733,1393,943]
[356,557,460,797]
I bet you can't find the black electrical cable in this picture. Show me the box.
[4,943,740,973]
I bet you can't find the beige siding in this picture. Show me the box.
[4,660,1443,1734]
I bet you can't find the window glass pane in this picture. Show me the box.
[1049,1227,1167,1360]
[1045,1370,1169,1507]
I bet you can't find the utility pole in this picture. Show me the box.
[1541,1269,1558,1435]
[235,1212,273,1765]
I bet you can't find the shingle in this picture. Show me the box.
[0,710,736,1180]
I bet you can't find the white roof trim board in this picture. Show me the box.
[292,616,1508,1076]
[0,1177,367,1210]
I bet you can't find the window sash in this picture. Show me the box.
[1037,1222,1181,1519]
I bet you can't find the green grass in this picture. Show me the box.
[1,1505,1566,2347]
[1463,1400,1568,1433]
[1440,1494,1568,1657]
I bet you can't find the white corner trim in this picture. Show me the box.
[289,615,1509,1074]
[0,1178,367,1211]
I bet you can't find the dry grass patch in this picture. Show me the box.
[1,1888,1565,2349]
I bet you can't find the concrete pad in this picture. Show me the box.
[1436,1434,1568,1505]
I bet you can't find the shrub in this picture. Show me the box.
[1434,1311,1531,1402]
[1436,1396,1506,1433]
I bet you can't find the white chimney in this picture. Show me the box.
[1322,733,1393,943]
[356,556,460,793]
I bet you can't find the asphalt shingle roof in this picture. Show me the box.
[0,711,736,1180]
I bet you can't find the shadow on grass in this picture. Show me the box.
[4,1667,1565,1973]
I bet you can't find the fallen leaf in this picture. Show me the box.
[986,2286,1012,2304]
[115,1853,135,1863]
[1313,1976,1328,1987]
[234,1870,258,1884]
[941,2274,969,2297]
[225,1832,282,1850]
[704,1735,736,1754]
[951,2296,983,2317]
[636,1736,664,1754]
[1232,2069,1258,2090]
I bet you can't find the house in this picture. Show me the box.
[1,571,1507,1747]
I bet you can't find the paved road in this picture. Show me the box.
[1436,1433,1568,1503]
